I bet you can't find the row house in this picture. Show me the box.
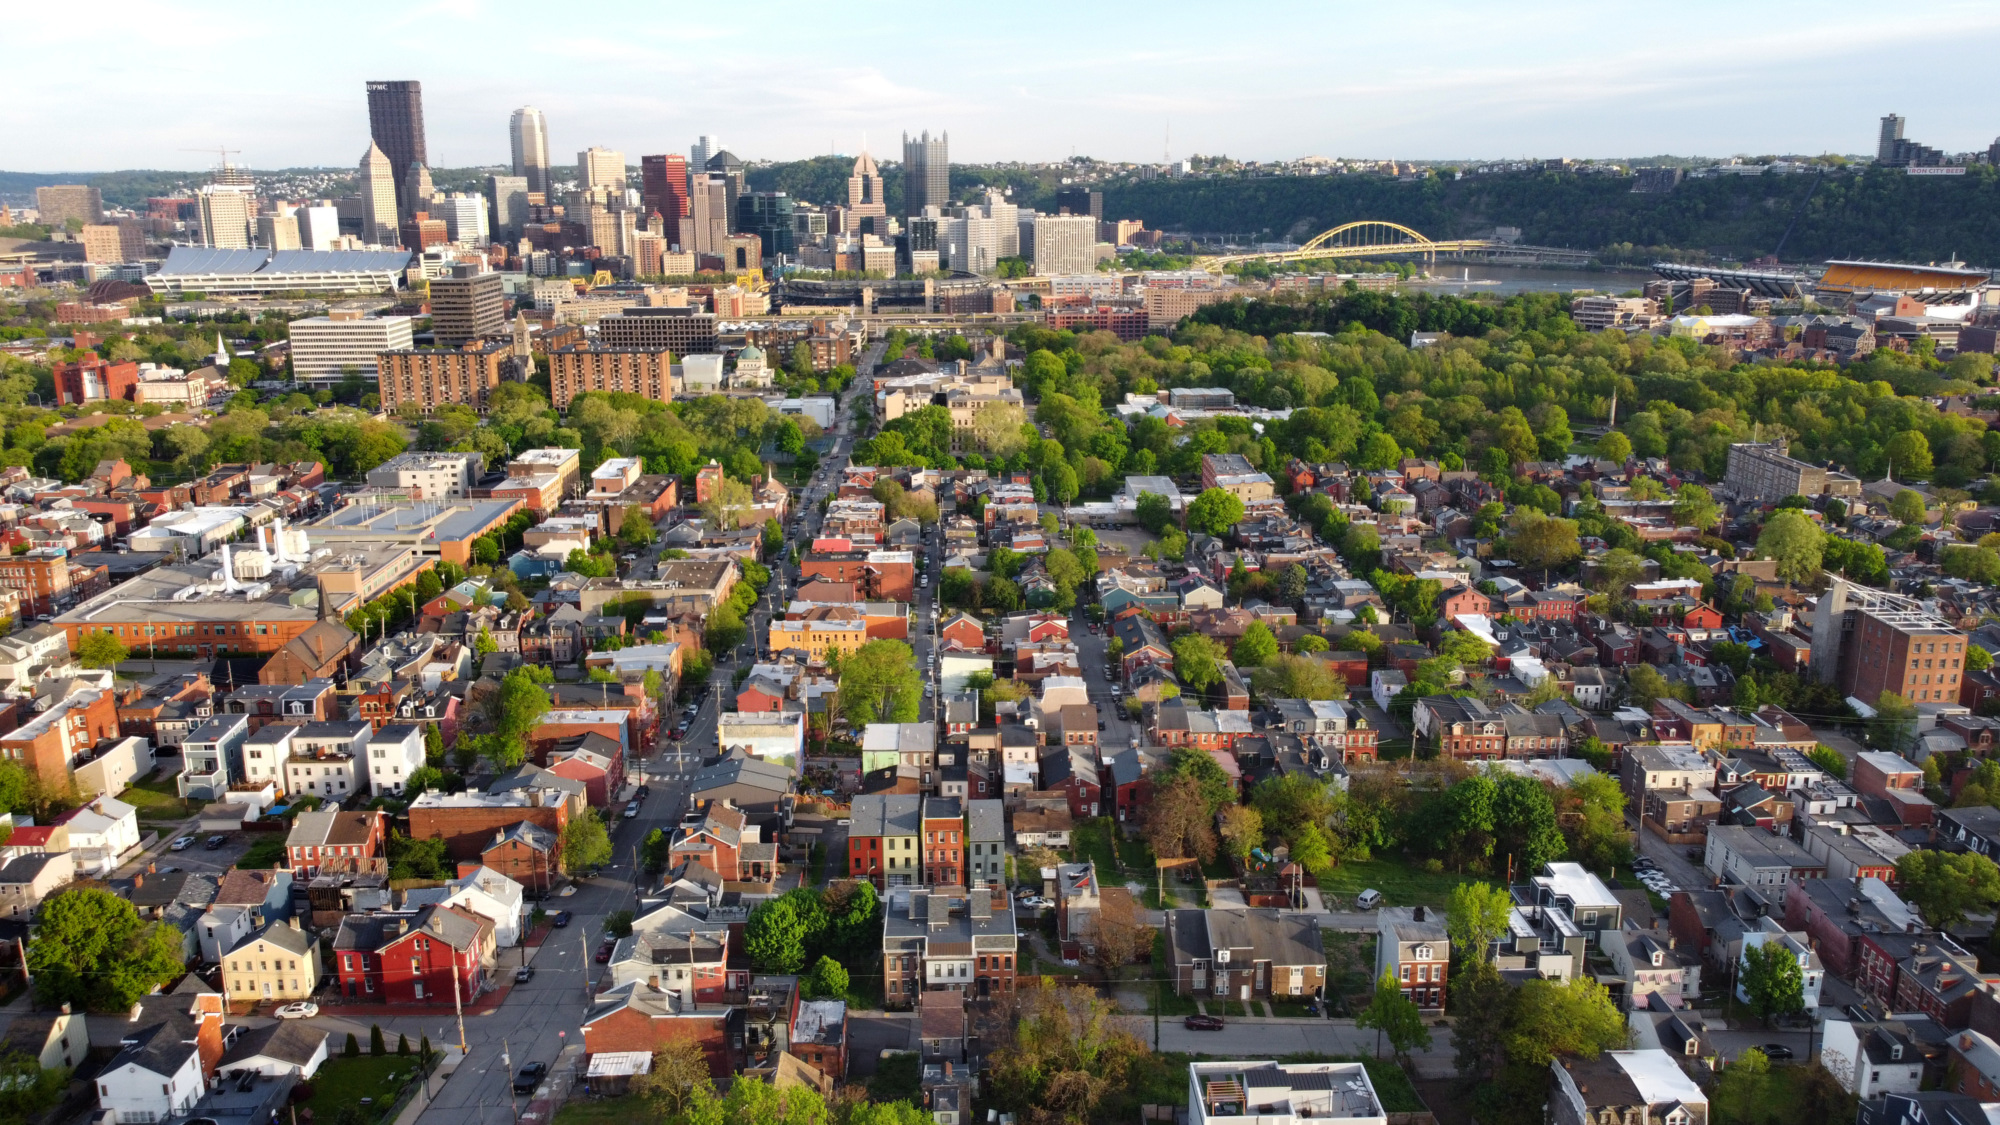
[1165,907,1328,1000]
[1151,704,1255,751]
[848,793,922,888]
[881,886,1018,1007]
[332,904,494,1004]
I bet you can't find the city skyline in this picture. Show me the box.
[4,0,2000,172]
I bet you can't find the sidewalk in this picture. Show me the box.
[320,983,514,1020]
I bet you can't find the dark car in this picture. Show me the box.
[595,939,615,963]
[204,835,227,850]
[514,966,534,984]
[551,911,573,928]
[1184,1015,1225,1031]
[1761,1044,1795,1061]
[512,1062,547,1094]
[635,785,650,800]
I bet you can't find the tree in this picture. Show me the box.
[0,1049,69,1125]
[1217,804,1263,863]
[1501,976,1626,1066]
[1868,690,1917,752]
[1896,849,2000,929]
[605,910,636,939]
[1276,563,1309,603]
[1739,939,1806,1025]
[1232,621,1279,667]
[632,1041,715,1118]
[403,765,447,796]
[1134,491,1176,535]
[560,813,612,873]
[1163,746,1237,814]
[1172,633,1227,694]
[1715,1048,1772,1125]
[987,984,1148,1125]
[1083,912,1148,976]
[1594,431,1632,462]
[1446,882,1514,965]
[1356,969,1432,1062]
[1143,774,1219,864]
[1506,509,1581,573]
[1185,488,1246,536]
[345,1033,360,1058]
[1756,508,1824,586]
[1889,489,1928,525]
[1884,430,1934,480]
[370,1024,386,1056]
[1626,664,1678,709]
[1671,484,1719,531]
[74,630,128,669]
[1251,654,1348,700]
[619,505,658,547]
[804,955,850,1000]
[745,892,816,974]
[836,640,923,727]
[27,886,184,1011]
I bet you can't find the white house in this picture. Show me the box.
[366,723,427,795]
[198,904,257,966]
[0,625,69,691]
[218,1021,328,1080]
[440,866,526,947]
[1819,1018,1927,1100]
[1738,918,1823,1011]
[96,992,225,1125]
[1371,670,1408,713]
[55,795,139,877]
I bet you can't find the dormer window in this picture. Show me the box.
[1414,945,1432,961]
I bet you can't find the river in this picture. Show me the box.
[1403,263,1656,296]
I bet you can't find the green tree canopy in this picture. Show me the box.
[27,886,184,1010]
[1185,487,1246,536]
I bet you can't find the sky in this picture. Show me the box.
[8,0,2000,172]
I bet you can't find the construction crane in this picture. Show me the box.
[180,147,248,184]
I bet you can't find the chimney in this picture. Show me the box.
[59,1003,69,1015]
[133,873,143,889]
[289,916,301,931]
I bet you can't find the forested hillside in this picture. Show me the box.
[1104,166,2000,265]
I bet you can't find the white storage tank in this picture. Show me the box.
[233,549,272,579]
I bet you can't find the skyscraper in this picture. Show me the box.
[195,185,255,249]
[687,176,728,257]
[365,80,428,212]
[1878,115,1906,164]
[847,152,886,236]
[705,151,744,233]
[640,155,689,248]
[404,163,436,215]
[297,203,341,251]
[510,106,551,195]
[902,130,948,217]
[358,142,400,247]
[578,147,626,193]
[488,175,530,240]
[691,135,720,183]
[1055,188,1103,220]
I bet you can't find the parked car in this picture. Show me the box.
[169,835,195,851]
[274,1002,319,1020]
[1184,1015,1226,1030]
[1354,889,1383,910]
[551,911,573,928]
[513,1062,548,1094]
[595,939,615,962]
[624,800,642,819]
[1761,1044,1795,1061]
[634,785,651,799]
[204,835,227,850]
[514,966,535,984]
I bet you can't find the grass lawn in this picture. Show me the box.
[238,836,286,869]
[122,773,191,819]
[1070,819,1121,874]
[1114,829,1156,871]
[1153,988,1199,1017]
[1142,885,1179,910]
[555,1097,638,1125]
[1711,1060,1837,1125]
[1267,997,1318,1018]
[1315,852,1488,909]
[299,1054,416,1125]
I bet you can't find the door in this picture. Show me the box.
[262,982,271,998]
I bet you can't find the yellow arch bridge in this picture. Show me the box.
[1194,221,1591,268]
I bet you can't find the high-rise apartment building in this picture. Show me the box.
[687,177,729,257]
[358,143,400,247]
[366,80,428,212]
[510,106,551,195]
[376,341,513,414]
[848,152,887,236]
[704,152,744,233]
[195,185,256,249]
[487,175,529,240]
[297,203,341,251]
[79,221,145,263]
[289,311,415,384]
[596,308,717,355]
[1055,188,1103,220]
[1878,115,1906,164]
[547,345,675,409]
[35,185,104,229]
[431,194,488,246]
[902,130,948,216]
[578,147,626,193]
[1032,214,1098,276]
[739,193,796,258]
[944,216,1002,276]
[429,266,506,345]
[1813,581,1968,707]
[640,155,688,247]
[256,212,302,251]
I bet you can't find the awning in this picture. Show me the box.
[586,1052,653,1078]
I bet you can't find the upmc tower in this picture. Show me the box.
[366,80,428,210]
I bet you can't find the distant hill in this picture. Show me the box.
[1101,165,2000,266]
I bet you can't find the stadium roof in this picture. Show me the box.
[156,247,414,277]
[1820,259,1992,293]
[1651,261,1807,299]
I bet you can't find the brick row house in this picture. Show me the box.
[882,885,1018,1007]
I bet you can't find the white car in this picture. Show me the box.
[275,1002,319,1020]
[169,835,196,851]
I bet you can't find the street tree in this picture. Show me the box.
[1897,849,2000,929]
[1185,488,1246,537]
[1739,939,1806,1025]
[74,630,128,669]
[1756,508,1824,586]
[1446,882,1514,965]
[1356,969,1432,1062]
[27,886,184,1011]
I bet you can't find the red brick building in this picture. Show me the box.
[333,905,494,1004]
[581,983,735,1079]
[53,355,138,406]
[921,797,963,887]
[798,550,915,603]
[285,809,387,876]
[0,686,121,783]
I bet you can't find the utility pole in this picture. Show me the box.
[503,1038,518,1120]
[452,957,467,1056]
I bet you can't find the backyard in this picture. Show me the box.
[1315,852,1488,908]
[298,1054,421,1125]
[123,770,192,820]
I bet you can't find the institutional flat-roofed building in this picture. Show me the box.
[376,341,519,414]
[547,345,674,409]
[307,498,520,568]
[289,312,414,385]
[595,308,717,354]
